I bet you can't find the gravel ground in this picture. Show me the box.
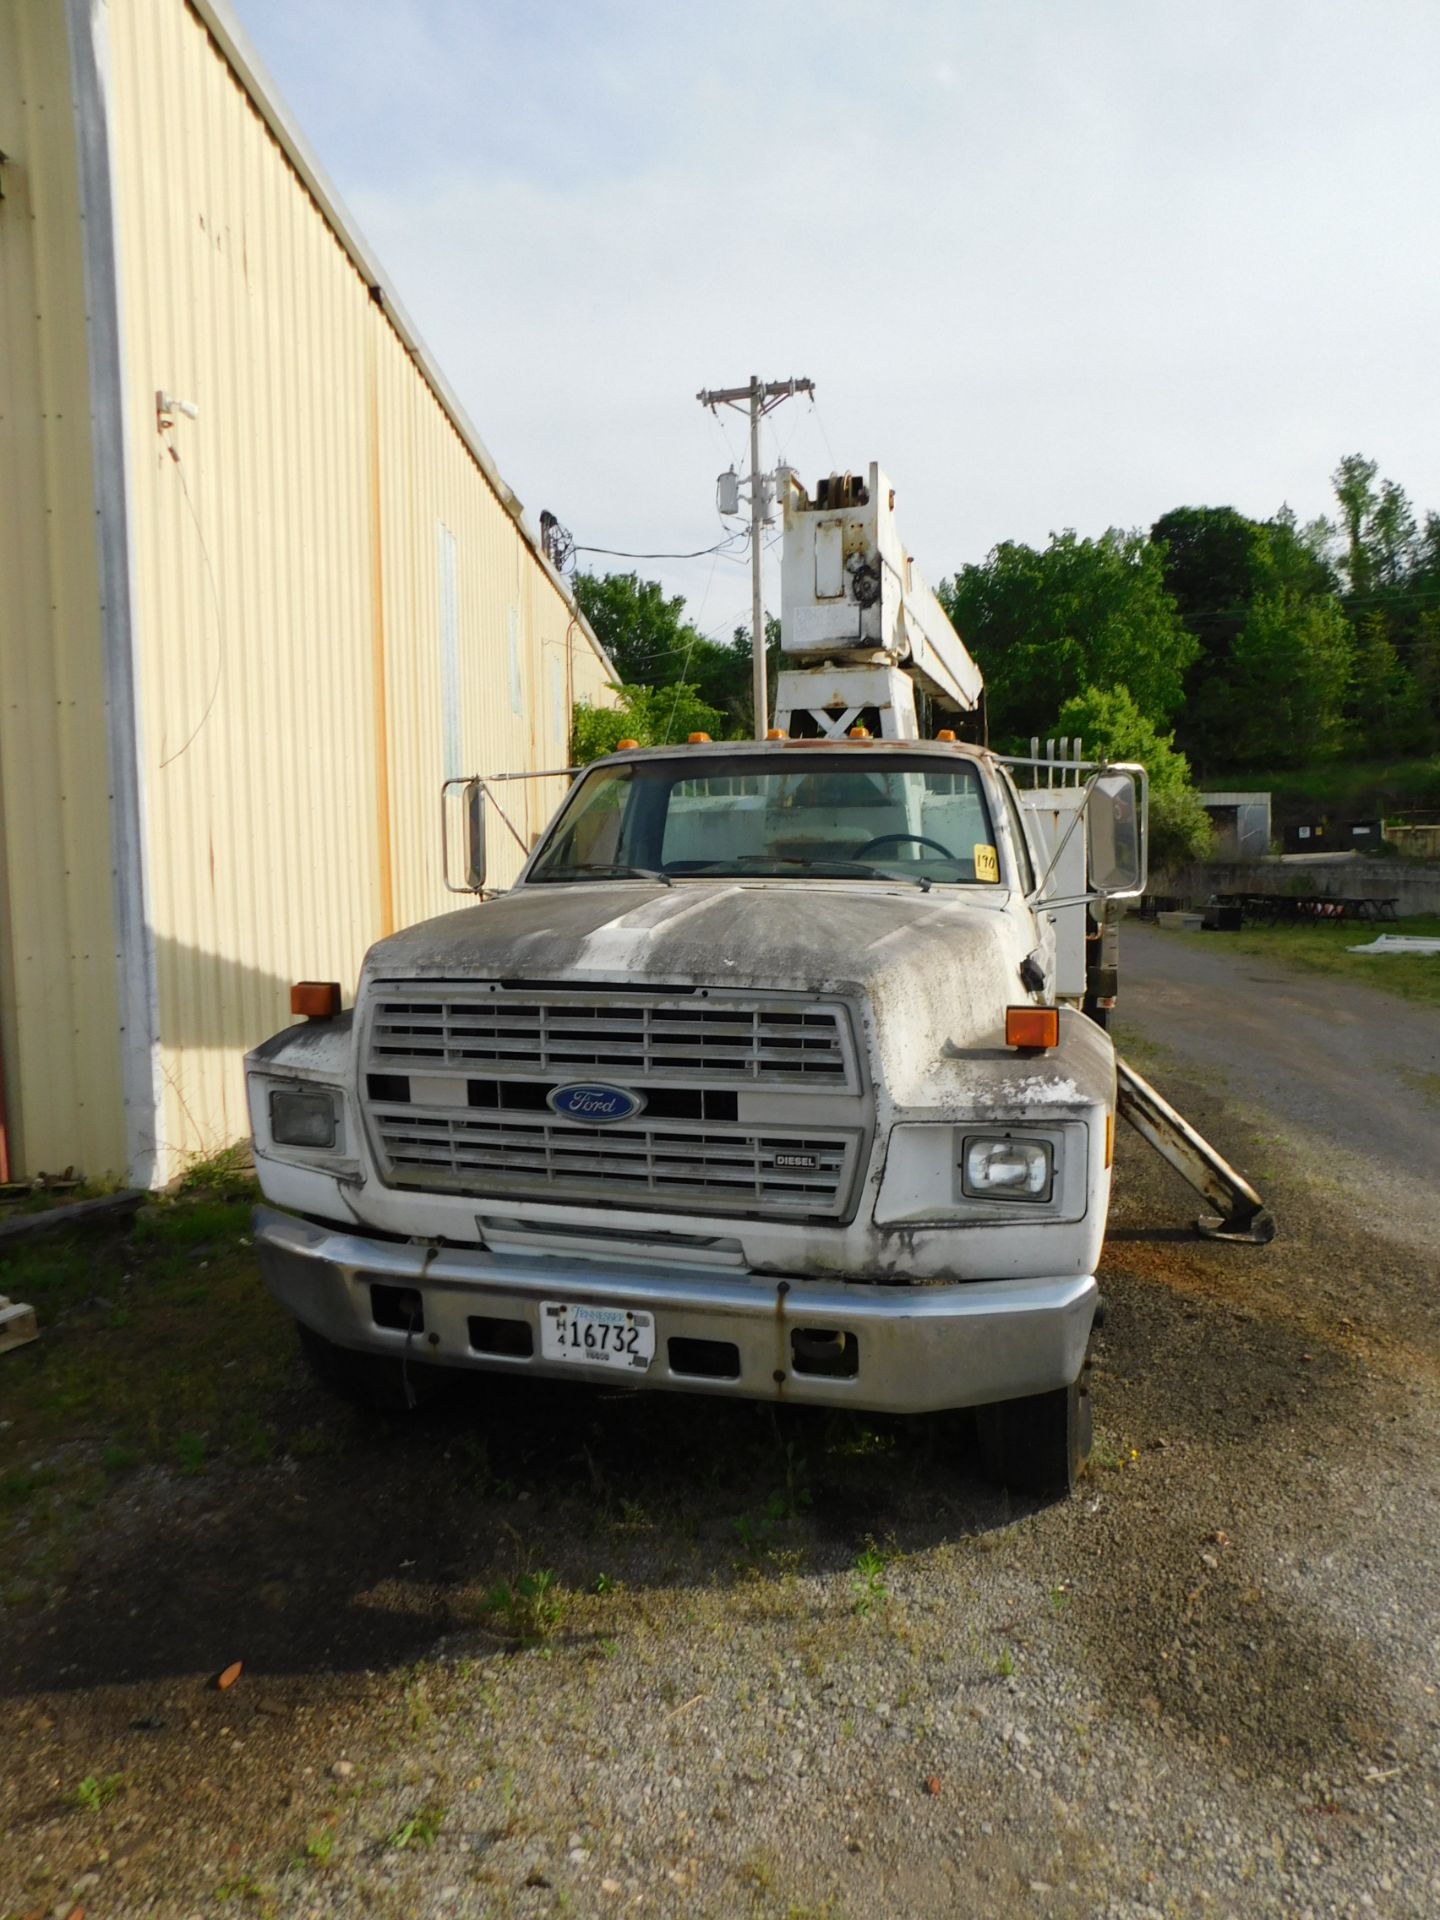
[3,930,1439,1919]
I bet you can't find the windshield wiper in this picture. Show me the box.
[559,863,673,888]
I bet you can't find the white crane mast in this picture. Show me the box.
[775,462,984,740]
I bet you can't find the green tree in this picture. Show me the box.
[572,572,700,686]
[572,571,780,735]
[1347,610,1425,757]
[1411,610,1440,742]
[1223,588,1353,766]
[1150,503,1339,773]
[1051,684,1213,868]
[570,683,725,766]
[1150,505,1266,666]
[1332,453,1381,596]
[939,530,1196,745]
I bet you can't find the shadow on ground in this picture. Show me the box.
[0,1373,1020,1698]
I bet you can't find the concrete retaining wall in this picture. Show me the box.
[1154,858,1440,917]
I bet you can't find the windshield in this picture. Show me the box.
[526,753,1004,887]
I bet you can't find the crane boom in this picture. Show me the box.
[775,462,983,739]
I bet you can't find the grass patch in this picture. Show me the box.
[850,1545,890,1619]
[69,1771,125,1812]
[383,1800,446,1851]
[477,1569,566,1646]
[1166,911,1440,1008]
[0,1181,294,1597]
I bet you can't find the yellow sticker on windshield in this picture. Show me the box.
[973,843,1000,883]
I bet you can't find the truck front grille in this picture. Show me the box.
[368,1104,856,1217]
[361,984,867,1220]
[369,992,855,1087]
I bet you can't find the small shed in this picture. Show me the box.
[0,0,615,1186]
[1199,792,1271,860]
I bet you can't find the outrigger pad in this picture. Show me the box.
[1197,1209,1277,1246]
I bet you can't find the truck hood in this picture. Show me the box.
[359,881,1041,1085]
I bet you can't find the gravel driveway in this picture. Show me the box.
[3,928,1439,1919]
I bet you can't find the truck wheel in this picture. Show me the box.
[296,1321,451,1414]
[974,1376,1092,1497]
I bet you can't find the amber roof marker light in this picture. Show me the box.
[687,731,712,744]
[1005,1005,1058,1052]
[291,981,342,1020]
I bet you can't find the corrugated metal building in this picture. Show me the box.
[0,0,614,1187]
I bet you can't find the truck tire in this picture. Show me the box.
[296,1321,451,1414]
[973,1375,1092,1497]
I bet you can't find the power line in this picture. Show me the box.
[574,532,748,562]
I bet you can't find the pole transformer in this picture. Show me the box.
[696,375,814,739]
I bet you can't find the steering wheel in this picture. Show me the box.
[856,832,956,861]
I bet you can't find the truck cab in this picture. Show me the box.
[248,731,1144,1494]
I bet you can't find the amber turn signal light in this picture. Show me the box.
[291,980,341,1019]
[1005,1005,1058,1051]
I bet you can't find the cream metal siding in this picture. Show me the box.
[0,1,128,1177]
[0,0,612,1185]
[99,0,612,1180]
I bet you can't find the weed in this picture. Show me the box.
[450,1429,493,1489]
[851,1545,890,1618]
[288,1419,346,1459]
[296,1828,335,1870]
[994,1646,1016,1679]
[481,1569,565,1645]
[215,1872,274,1913]
[1089,1429,1125,1472]
[743,1850,775,1890]
[176,1141,257,1200]
[69,1772,124,1813]
[233,1413,275,1464]
[174,1431,207,1476]
[1,1466,56,1509]
[590,1571,617,1596]
[385,1800,446,1850]
[101,1443,140,1473]
[1048,1583,1071,1616]
[828,1418,896,1460]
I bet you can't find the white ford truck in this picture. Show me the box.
[247,466,1153,1494]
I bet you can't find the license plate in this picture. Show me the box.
[539,1302,654,1372]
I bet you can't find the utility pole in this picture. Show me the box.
[697,375,814,738]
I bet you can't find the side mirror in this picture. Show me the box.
[1087,769,1147,897]
[464,778,487,892]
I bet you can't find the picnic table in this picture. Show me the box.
[1212,892,1400,926]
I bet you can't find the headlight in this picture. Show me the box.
[961,1134,1053,1202]
[269,1086,338,1149]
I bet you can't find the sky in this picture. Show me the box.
[230,0,1440,644]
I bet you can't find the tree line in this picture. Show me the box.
[570,455,1440,863]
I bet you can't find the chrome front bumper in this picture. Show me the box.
[254,1206,1097,1416]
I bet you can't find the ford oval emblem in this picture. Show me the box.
[546,1082,646,1125]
